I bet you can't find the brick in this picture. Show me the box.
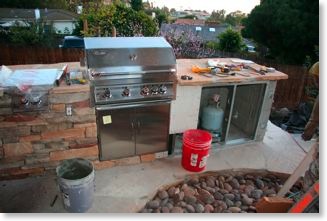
[86,126,97,138]
[45,141,69,150]
[2,136,19,144]
[25,154,50,165]
[23,118,48,126]
[51,104,65,112]
[22,161,59,170]
[69,137,98,149]
[113,156,140,166]
[0,107,12,115]
[3,142,33,158]
[93,160,115,170]
[0,167,21,177]
[0,94,11,107]
[72,100,90,108]
[0,159,25,169]
[22,167,45,176]
[3,114,37,122]
[255,196,294,213]
[17,126,31,136]
[19,135,41,142]
[41,127,85,141]
[1,116,47,127]
[73,107,95,116]
[49,92,90,104]
[44,114,96,124]
[32,142,46,152]
[0,147,2,159]
[50,85,90,94]
[0,126,30,139]
[33,141,68,154]
[74,122,96,128]
[0,121,16,128]
[31,125,47,133]
[32,122,73,133]
[140,153,156,162]
[49,145,99,161]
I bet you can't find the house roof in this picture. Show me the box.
[0,8,78,21]
[161,23,231,42]
[174,19,206,26]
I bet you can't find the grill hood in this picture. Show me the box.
[84,37,176,74]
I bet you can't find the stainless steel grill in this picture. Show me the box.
[85,37,177,160]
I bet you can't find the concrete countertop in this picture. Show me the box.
[176,58,289,86]
[6,62,89,94]
[5,58,289,90]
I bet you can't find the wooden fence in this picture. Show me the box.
[0,46,309,110]
[0,46,84,65]
[269,64,308,109]
[213,51,310,110]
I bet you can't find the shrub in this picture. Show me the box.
[218,27,243,52]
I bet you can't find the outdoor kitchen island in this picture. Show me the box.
[0,58,288,180]
[170,58,288,151]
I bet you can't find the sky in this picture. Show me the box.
[147,0,261,14]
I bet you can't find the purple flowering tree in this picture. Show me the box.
[160,29,215,59]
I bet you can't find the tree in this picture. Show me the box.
[225,10,246,26]
[242,0,319,64]
[130,0,143,11]
[218,27,243,52]
[9,21,57,47]
[206,9,226,23]
[145,7,169,28]
[80,2,158,37]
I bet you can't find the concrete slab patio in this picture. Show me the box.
[0,122,315,213]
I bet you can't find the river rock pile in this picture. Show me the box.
[141,173,283,213]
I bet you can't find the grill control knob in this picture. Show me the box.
[151,86,159,95]
[122,87,130,97]
[159,85,168,94]
[103,88,111,98]
[140,86,150,96]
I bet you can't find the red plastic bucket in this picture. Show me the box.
[181,129,212,172]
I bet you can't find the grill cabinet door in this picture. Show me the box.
[96,107,135,160]
[134,103,170,155]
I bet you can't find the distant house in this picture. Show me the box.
[174,19,205,26]
[161,23,255,48]
[161,23,231,42]
[170,10,210,20]
[0,8,79,34]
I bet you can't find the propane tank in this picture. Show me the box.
[201,94,224,131]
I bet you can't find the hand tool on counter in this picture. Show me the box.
[65,72,71,85]
[191,65,213,73]
[181,75,193,80]
[55,64,68,86]
[233,71,251,77]
[244,64,267,75]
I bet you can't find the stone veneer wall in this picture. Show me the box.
[0,85,159,180]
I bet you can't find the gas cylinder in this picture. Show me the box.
[201,94,224,131]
